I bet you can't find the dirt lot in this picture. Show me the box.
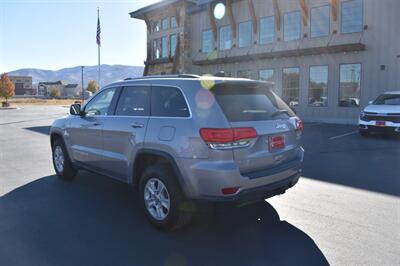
[6,98,81,106]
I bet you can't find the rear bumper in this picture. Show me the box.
[179,146,304,204]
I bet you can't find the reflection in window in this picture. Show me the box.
[152,86,189,117]
[171,16,178,28]
[311,6,330,38]
[259,69,275,91]
[85,88,116,116]
[282,67,300,107]
[260,16,275,44]
[309,66,328,107]
[237,70,252,79]
[170,34,177,57]
[115,87,150,116]
[162,18,170,30]
[162,36,168,58]
[202,29,213,53]
[341,0,363,33]
[339,64,361,107]
[284,11,301,41]
[238,21,252,48]
[219,25,231,50]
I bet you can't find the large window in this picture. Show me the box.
[219,25,231,50]
[284,11,301,41]
[282,67,300,107]
[115,86,150,116]
[162,18,170,30]
[85,88,116,116]
[162,36,168,58]
[202,29,213,53]
[170,34,177,57]
[259,69,275,90]
[171,16,178,28]
[309,66,328,107]
[311,5,330,38]
[238,21,252,48]
[237,70,252,79]
[259,16,275,44]
[151,86,189,117]
[339,64,361,107]
[153,39,161,59]
[153,21,160,32]
[341,0,363,33]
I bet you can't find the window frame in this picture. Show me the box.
[202,29,213,53]
[259,15,275,45]
[283,10,301,42]
[338,63,362,108]
[150,84,192,119]
[219,25,232,51]
[238,20,253,48]
[308,65,329,107]
[341,0,364,34]
[310,5,330,38]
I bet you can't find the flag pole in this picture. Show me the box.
[97,7,101,87]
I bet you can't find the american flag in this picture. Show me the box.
[96,14,101,46]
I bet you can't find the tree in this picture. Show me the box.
[50,88,60,98]
[87,80,99,94]
[0,73,15,104]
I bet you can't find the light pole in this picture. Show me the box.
[81,66,84,103]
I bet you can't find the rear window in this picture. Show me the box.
[211,82,295,122]
[373,94,400,105]
[151,86,190,117]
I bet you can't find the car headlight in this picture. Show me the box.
[360,111,366,118]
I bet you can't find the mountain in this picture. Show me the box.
[8,64,144,87]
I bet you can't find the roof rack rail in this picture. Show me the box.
[123,74,200,81]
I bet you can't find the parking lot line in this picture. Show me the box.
[328,131,358,140]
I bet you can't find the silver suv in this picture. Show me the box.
[50,75,304,230]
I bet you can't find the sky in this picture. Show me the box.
[0,0,160,72]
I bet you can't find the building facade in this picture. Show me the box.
[8,76,34,95]
[38,81,80,97]
[131,0,400,124]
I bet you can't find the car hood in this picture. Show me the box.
[364,104,400,114]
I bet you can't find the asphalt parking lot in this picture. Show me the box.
[0,106,399,265]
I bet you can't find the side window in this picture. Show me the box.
[115,86,150,116]
[84,88,116,116]
[151,86,189,117]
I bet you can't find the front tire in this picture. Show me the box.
[139,164,192,231]
[52,138,77,180]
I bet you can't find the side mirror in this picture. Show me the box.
[70,103,82,116]
[368,100,373,104]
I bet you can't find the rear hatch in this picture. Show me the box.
[211,81,301,174]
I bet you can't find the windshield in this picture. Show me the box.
[373,94,400,105]
[211,82,296,122]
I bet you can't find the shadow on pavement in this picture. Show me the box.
[24,126,51,135]
[302,123,400,196]
[0,173,328,266]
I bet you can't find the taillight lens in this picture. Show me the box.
[269,135,285,151]
[200,127,257,149]
[295,118,304,135]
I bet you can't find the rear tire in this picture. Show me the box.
[52,138,77,180]
[359,129,369,136]
[139,164,192,231]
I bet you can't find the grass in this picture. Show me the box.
[6,98,82,106]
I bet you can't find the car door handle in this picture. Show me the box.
[130,122,144,128]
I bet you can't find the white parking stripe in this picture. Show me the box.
[328,131,358,140]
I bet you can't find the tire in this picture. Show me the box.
[359,129,369,136]
[52,138,77,180]
[139,164,192,231]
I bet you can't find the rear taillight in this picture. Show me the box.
[295,118,304,135]
[221,187,240,195]
[200,127,257,149]
[269,135,285,151]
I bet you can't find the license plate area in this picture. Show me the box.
[268,135,285,151]
[376,121,386,126]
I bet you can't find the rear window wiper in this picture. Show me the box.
[271,109,290,117]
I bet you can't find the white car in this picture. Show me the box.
[359,91,400,136]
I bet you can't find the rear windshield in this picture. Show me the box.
[373,94,400,105]
[211,82,296,122]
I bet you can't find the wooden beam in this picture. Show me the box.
[226,0,237,39]
[174,4,181,27]
[272,0,281,31]
[330,0,338,21]
[299,0,308,26]
[143,14,151,76]
[248,0,257,35]
[208,3,218,42]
